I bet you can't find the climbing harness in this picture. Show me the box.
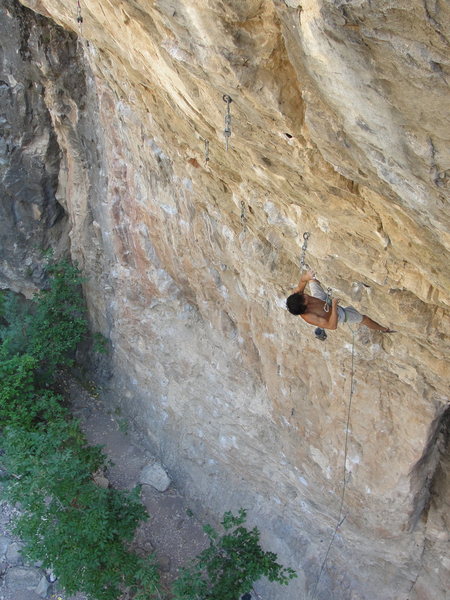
[76,0,83,35]
[223,95,233,151]
[312,326,356,597]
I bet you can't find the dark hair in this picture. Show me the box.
[286,292,307,315]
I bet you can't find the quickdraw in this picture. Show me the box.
[323,287,333,313]
[223,95,232,151]
[300,231,310,270]
[76,0,83,35]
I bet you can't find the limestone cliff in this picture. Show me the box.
[1,0,449,598]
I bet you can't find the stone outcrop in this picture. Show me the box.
[1,1,449,598]
[0,0,69,295]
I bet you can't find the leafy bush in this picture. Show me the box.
[171,509,296,600]
[0,259,160,600]
[0,350,38,427]
[26,260,88,372]
[2,419,156,599]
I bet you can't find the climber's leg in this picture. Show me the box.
[361,315,393,332]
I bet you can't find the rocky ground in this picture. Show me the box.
[0,376,210,600]
[0,499,59,600]
[0,474,86,600]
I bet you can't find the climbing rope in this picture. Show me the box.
[297,231,360,594]
[312,326,356,597]
[223,95,233,151]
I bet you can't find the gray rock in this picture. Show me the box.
[158,554,171,572]
[0,535,9,558]
[93,470,109,489]
[35,575,50,598]
[5,566,41,590]
[0,0,70,296]
[6,542,23,565]
[139,462,171,492]
[0,560,7,576]
[5,592,42,600]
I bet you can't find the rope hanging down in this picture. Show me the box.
[312,326,356,598]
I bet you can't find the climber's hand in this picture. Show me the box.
[301,270,316,282]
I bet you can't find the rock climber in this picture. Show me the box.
[286,270,394,332]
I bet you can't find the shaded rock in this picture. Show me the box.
[5,566,41,590]
[158,554,171,572]
[139,463,171,492]
[6,542,23,565]
[0,0,70,295]
[35,575,50,598]
[0,535,9,558]
[92,470,110,489]
[0,560,7,576]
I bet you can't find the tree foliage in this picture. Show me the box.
[171,509,297,600]
[0,259,159,600]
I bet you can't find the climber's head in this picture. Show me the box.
[286,292,307,315]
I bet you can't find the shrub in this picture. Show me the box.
[171,509,296,600]
[26,259,88,373]
[0,259,160,600]
[2,419,152,599]
[0,351,38,427]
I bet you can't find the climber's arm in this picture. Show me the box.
[293,270,316,294]
[327,298,340,330]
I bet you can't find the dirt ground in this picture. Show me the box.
[67,377,210,594]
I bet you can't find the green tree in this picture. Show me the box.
[171,509,296,600]
[0,259,160,600]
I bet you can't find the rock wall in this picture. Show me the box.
[2,1,449,598]
[0,0,68,294]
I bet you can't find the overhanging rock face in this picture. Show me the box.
[3,1,450,598]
